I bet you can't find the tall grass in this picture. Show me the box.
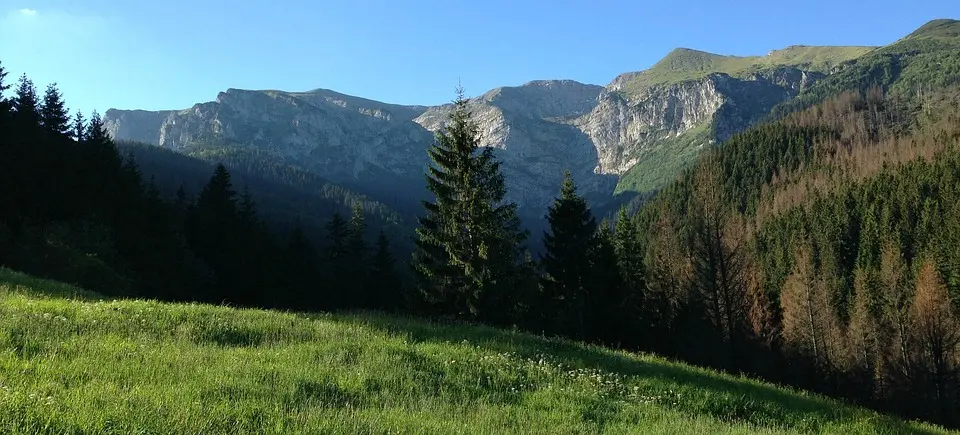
[0,269,949,434]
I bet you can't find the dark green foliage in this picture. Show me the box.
[40,83,70,136]
[370,230,403,311]
[346,205,370,308]
[587,222,626,347]
[0,64,409,322]
[412,89,531,324]
[72,110,85,142]
[324,211,350,309]
[538,171,597,340]
[283,221,319,308]
[117,141,409,252]
[0,61,10,117]
[12,74,40,127]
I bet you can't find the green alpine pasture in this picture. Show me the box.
[0,269,949,434]
[619,45,875,96]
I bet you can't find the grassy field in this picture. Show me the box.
[0,269,950,434]
[620,46,875,96]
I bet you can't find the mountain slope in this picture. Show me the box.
[611,46,875,96]
[103,20,955,210]
[0,269,948,434]
[771,19,960,118]
[117,141,412,248]
[103,51,873,212]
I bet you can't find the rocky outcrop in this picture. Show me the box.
[104,109,176,145]
[104,61,829,212]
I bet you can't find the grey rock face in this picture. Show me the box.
[104,109,176,145]
[104,68,823,211]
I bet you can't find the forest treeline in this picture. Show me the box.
[3,59,960,429]
[0,63,403,314]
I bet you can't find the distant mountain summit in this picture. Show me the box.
[104,19,957,212]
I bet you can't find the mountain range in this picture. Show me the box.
[103,19,957,215]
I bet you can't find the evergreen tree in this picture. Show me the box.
[187,164,239,303]
[370,230,402,311]
[412,88,530,324]
[40,83,70,136]
[347,204,370,308]
[324,211,350,309]
[613,207,646,348]
[0,61,10,116]
[85,111,110,145]
[72,110,86,143]
[589,221,626,346]
[539,170,597,340]
[285,221,320,310]
[12,74,40,127]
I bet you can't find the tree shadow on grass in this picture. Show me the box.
[324,311,944,435]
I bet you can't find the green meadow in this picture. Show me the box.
[0,269,949,434]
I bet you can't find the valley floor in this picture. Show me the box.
[0,269,949,434]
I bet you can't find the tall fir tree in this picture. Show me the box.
[40,83,70,136]
[589,220,626,346]
[370,230,402,311]
[539,170,597,340]
[12,74,40,127]
[613,206,646,348]
[285,220,320,310]
[324,211,350,309]
[0,61,10,116]
[85,111,110,145]
[72,110,86,143]
[347,204,370,308]
[187,164,239,303]
[412,88,530,324]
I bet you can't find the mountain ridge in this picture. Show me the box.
[104,19,955,212]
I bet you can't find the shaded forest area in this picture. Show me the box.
[0,63,404,314]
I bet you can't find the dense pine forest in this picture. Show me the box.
[0,62,404,314]
[3,43,960,430]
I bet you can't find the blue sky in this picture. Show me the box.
[0,0,956,115]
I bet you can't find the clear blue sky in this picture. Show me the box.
[0,0,956,115]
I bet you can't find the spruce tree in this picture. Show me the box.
[12,74,40,127]
[613,207,646,347]
[187,164,239,303]
[412,88,530,324]
[72,110,86,143]
[590,220,626,346]
[40,83,70,136]
[286,221,320,310]
[371,230,402,311]
[324,211,350,309]
[539,170,597,340]
[0,61,10,116]
[346,205,370,308]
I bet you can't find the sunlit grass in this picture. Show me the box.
[0,269,949,434]
[620,46,875,96]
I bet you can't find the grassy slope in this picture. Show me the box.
[771,19,960,118]
[620,46,875,96]
[615,123,712,194]
[0,270,949,434]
